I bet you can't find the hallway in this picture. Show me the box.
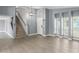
[0,17,79,53]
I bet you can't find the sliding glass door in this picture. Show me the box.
[62,12,69,37]
[72,10,79,39]
[54,13,61,35]
[53,9,79,40]
[54,12,70,38]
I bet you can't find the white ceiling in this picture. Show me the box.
[44,6,78,9]
[32,6,79,9]
[16,6,79,10]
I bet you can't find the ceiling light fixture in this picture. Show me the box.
[29,6,35,16]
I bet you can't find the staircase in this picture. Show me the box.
[16,17,26,39]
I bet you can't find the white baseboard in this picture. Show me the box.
[6,32,15,39]
[45,34,56,36]
[27,33,38,36]
[27,33,46,37]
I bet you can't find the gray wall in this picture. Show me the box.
[0,6,15,16]
[45,9,53,35]
[45,9,49,35]
[49,9,53,34]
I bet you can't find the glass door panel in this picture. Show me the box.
[54,13,56,34]
[57,17,60,35]
[55,13,60,35]
[73,16,79,38]
[62,12,69,36]
[72,10,79,38]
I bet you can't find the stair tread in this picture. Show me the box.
[16,17,26,39]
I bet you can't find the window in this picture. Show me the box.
[54,13,61,35]
[62,12,69,36]
[72,10,79,38]
[53,9,79,39]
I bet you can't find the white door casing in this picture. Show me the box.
[37,17,43,35]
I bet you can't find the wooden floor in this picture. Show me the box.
[0,18,79,53]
